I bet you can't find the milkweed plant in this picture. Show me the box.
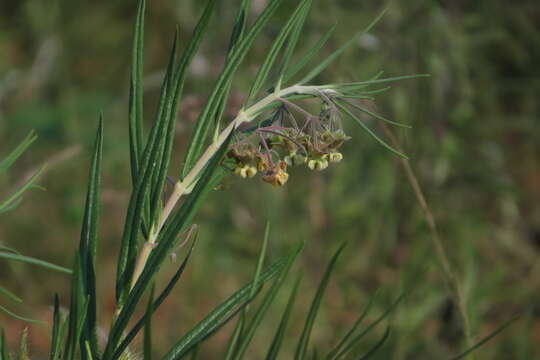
[2,0,502,359]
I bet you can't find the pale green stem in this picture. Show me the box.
[130,84,323,288]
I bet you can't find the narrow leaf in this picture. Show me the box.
[161,249,298,360]
[113,237,198,358]
[335,293,405,360]
[0,131,37,174]
[104,137,231,360]
[63,255,85,360]
[149,0,217,225]
[276,0,312,88]
[227,0,251,53]
[79,117,103,360]
[327,291,377,360]
[0,286,22,303]
[116,32,180,306]
[0,305,43,324]
[295,242,347,360]
[224,316,245,360]
[50,295,62,360]
[0,328,8,360]
[182,0,285,178]
[283,24,336,84]
[128,0,146,185]
[143,285,155,360]
[357,327,391,360]
[335,100,408,159]
[342,100,411,128]
[299,8,388,84]
[0,252,71,274]
[0,165,45,212]
[449,314,520,360]
[247,0,311,103]
[329,74,431,91]
[265,274,302,360]
[234,242,302,359]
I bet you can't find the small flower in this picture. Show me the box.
[234,164,257,178]
[262,161,289,187]
[256,156,270,171]
[307,158,329,171]
[327,151,343,163]
[284,151,307,166]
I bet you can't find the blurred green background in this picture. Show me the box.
[1,0,539,358]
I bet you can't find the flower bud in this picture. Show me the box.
[245,166,257,178]
[234,164,257,179]
[262,161,289,187]
[328,152,343,163]
[285,152,307,166]
[308,158,329,171]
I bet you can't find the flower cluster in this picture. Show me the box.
[225,98,351,187]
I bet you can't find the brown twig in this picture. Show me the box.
[380,122,475,356]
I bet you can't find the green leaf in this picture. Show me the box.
[149,0,217,226]
[0,131,37,174]
[224,315,245,360]
[341,100,411,128]
[226,222,272,360]
[299,8,388,84]
[334,293,405,360]
[212,0,250,147]
[233,241,302,360]
[0,165,45,213]
[0,286,22,303]
[247,0,312,104]
[227,0,251,52]
[116,0,217,306]
[449,314,520,360]
[0,305,43,325]
[128,0,146,185]
[341,86,391,97]
[335,100,408,159]
[295,242,347,360]
[0,197,22,214]
[357,327,391,360]
[78,117,103,360]
[104,136,232,360]
[181,0,285,178]
[326,291,377,360]
[113,237,198,358]
[143,285,155,360]
[282,24,336,84]
[249,222,271,300]
[329,74,431,92]
[276,0,312,88]
[50,295,63,360]
[161,249,299,360]
[0,252,72,274]
[116,31,180,306]
[63,255,89,360]
[0,328,8,360]
[189,345,200,360]
[265,274,302,360]
[146,30,180,226]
